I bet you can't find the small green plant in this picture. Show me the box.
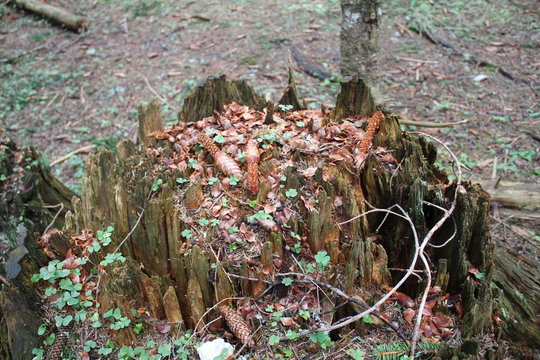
[314,251,330,272]
[286,329,298,340]
[248,210,272,222]
[362,315,374,324]
[299,310,310,320]
[285,188,298,198]
[282,277,293,286]
[100,252,126,266]
[237,149,246,162]
[347,348,365,360]
[187,158,198,169]
[268,334,280,345]
[104,308,131,330]
[308,331,332,349]
[176,177,189,184]
[291,241,302,254]
[133,322,144,334]
[213,134,226,144]
[228,176,239,185]
[151,178,163,191]
[278,104,294,111]
[181,229,193,239]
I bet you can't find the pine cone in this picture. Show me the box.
[46,326,70,360]
[245,140,259,194]
[199,134,243,179]
[220,305,255,348]
[198,134,220,156]
[355,110,384,168]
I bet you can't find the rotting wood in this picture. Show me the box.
[492,246,540,347]
[476,179,540,209]
[14,0,87,33]
[178,74,265,123]
[163,286,184,325]
[138,99,164,146]
[289,45,332,81]
[279,52,307,110]
[410,25,538,88]
[2,75,538,357]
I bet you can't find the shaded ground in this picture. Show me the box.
[0,0,539,357]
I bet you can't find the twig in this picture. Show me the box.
[113,209,145,254]
[408,131,462,357]
[227,272,407,341]
[276,273,408,341]
[395,22,415,37]
[136,71,173,108]
[399,117,468,128]
[423,201,457,249]
[0,39,54,64]
[411,26,538,88]
[0,274,12,287]
[192,296,245,336]
[49,144,97,167]
[42,203,64,236]
[388,268,423,281]
[283,205,419,340]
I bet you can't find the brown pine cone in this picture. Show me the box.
[199,134,243,180]
[198,134,220,156]
[219,305,255,348]
[46,325,71,360]
[246,139,260,194]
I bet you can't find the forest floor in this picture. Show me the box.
[0,0,539,358]
[2,0,538,259]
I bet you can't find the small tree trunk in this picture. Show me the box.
[340,0,382,97]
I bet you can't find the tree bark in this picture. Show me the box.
[340,0,382,96]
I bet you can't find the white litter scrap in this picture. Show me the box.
[197,338,234,360]
[472,74,488,82]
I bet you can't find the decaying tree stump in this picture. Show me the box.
[0,136,74,359]
[1,75,539,359]
[67,76,501,341]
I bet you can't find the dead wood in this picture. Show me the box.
[478,179,540,209]
[289,45,333,81]
[410,26,538,88]
[14,0,87,33]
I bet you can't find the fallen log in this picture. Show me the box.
[477,179,540,209]
[14,0,87,33]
